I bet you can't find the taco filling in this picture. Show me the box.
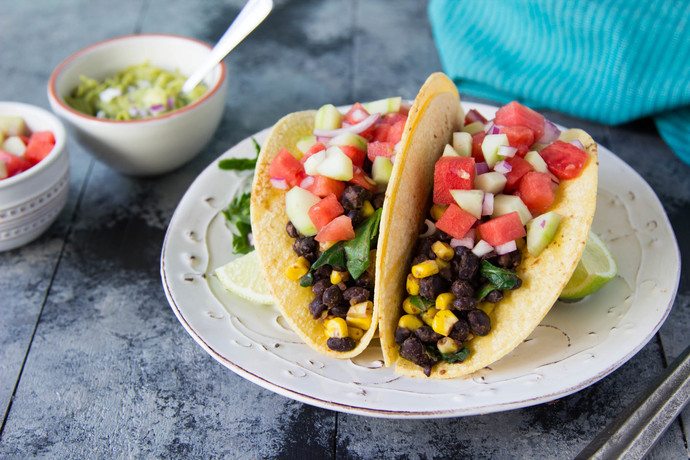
[390,100,594,376]
[260,98,409,353]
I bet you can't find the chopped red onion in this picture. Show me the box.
[472,240,494,257]
[495,240,517,255]
[419,219,436,238]
[538,119,561,144]
[540,218,546,229]
[450,237,474,249]
[167,97,175,109]
[570,139,584,150]
[150,104,165,114]
[494,160,513,175]
[270,177,289,190]
[247,233,254,247]
[299,176,315,189]
[483,121,494,133]
[348,107,369,123]
[482,193,494,216]
[476,162,489,175]
[497,145,517,158]
[313,113,379,138]
[465,109,488,125]
[316,136,329,144]
[489,124,503,135]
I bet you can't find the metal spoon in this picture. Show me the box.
[182,0,273,94]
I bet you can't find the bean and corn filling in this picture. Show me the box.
[395,220,523,376]
[285,185,385,352]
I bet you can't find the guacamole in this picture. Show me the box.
[64,62,207,120]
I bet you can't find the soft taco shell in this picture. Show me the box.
[378,74,598,378]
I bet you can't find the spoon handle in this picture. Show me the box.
[182,0,273,93]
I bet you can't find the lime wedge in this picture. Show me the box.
[215,251,274,305]
[560,231,617,300]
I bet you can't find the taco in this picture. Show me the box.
[250,96,419,358]
[377,73,598,378]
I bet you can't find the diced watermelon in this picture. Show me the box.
[435,204,477,240]
[495,101,545,140]
[471,131,486,162]
[518,171,555,213]
[308,194,345,232]
[315,214,355,242]
[540,141,589,179]
[371,123,391,143]
[269,148,305,187]
[29,131,56,145]
[500,125,534,157]
[349,165,377,192]
[476,212,526,246]
[344,102,370,125]
[338,145,366,168]
[503,156,534,192]
[366,141,395,162]
[24,140,54,165]
[465,109,488,126]
[303,175,346,199]
[299,142,327,165]
[381,112,407,126]
[386,119,406,144]
[0,150,31,178]
[433,156,476,205]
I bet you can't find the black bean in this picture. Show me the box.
[311,279,331,298]
[485,289,504,303]
[411,254,431,266]
[418,275,446,301]
[494,250,522,269]
[451,280,475,298]
[322,285,344,308]
[293,237,318,261]
[327,337,356,352]
[343,287,369,305]
[329,304,349,319]
[308,298,326,319]
[449,318,471,342]
[453,247,480,280]
[285,221,300,238]
[312,265,332,282]
[435,230,452,242]
[340,185,372,211]
[400,336,437,377]
[395,326,412,346]
[354,271,373,289]
[438,264,453,282]
[414,325,443,344]
[415,237,435,259]
[467,309,491,336]
[452,296,479,311]
[336,281,348,291]
[372,193,385,209]
[346,209,362,227]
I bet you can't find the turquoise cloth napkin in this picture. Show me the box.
[428,0,690,165]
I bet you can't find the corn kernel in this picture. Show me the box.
[406,274,420,295]
[421,307,439,327]
[411,260,439,278]
[437,337,460,354]
[349,327,364,341]
[330,270,350,285]
[431,309,459,336]
[325,317,349,338]
[346,301,373,331]
[285,257,310,281]
[360,200,375,218]
[432,241,454,261]
[398,314,424,331]
[430,204,448,221]
[402,296,422,315]
[435,292,456,310]
[436,258,449,270]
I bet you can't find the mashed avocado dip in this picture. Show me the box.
[64,62,207,120]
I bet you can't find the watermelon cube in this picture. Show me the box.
[495,101,545,141]
[476,212,526,247]
[540,140,588,179]
[433,156,476,205]
[435,204,477,240]
[503,156,534,192]
[518,171,555,213]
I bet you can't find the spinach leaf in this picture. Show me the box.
[480,260,520,290]
[409,295,434,313]
[475,282,497,302]
[343,208,382,279]
[218,137,261,171]
[440,346,471,363]
[310,241,346,272]
[221,192,253,254]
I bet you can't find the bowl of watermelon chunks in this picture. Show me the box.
[0,101,69,252]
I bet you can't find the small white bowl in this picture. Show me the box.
[48,34,228,176]
[0,102,69,252]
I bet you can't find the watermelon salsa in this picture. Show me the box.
[0,116,56,180]
[394,101,590,376]
[270,97,408,352]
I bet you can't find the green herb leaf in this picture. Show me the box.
[310,241,346,271]
[476,283,497,301]
[299,272,314,287]
[231,222,253,255]
[410,295,434,313]
[218,137,261,171]
[343,208,383,279]
[221,192,253,255]
[480,260,520,290]
[440,346,471,363]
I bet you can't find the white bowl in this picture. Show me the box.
[0,102,69,252]
[48,34,228,176]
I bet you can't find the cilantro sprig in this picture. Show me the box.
[218,138,261,171]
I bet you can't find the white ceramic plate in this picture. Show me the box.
[161,103,680,419]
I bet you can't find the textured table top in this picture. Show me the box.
[1,1,688,458]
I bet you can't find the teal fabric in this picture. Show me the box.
[428,0,690,164]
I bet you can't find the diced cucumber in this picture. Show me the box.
[328,132,368,152]
[303,149,326,176]
[363,97,401,115]
[316,146,353,181]
[2,136,26,156]
[526,211,562,256]
[452,132,472,157]
[295,136,317,157]
[492,194,531,225]
[314,104,343,130]
[461,121,484,134]
[0,116,27,137]
[285,187,321,236]
[450,189,484,219]
[474,172,507,194]
[524,150,548,173]
[481,134,509,168]
[442,144,459,157]
[372,156,393,184]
